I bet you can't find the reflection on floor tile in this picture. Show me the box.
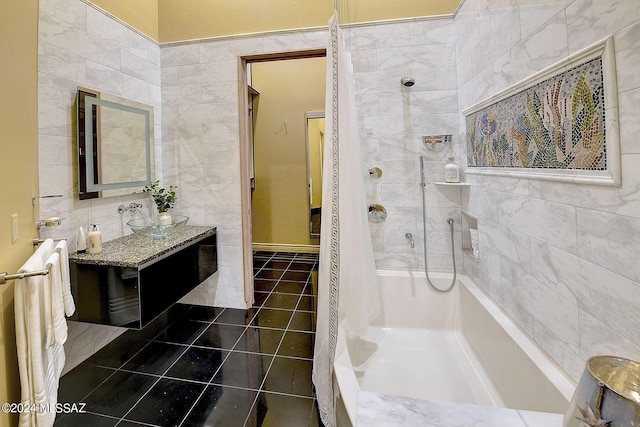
[56,251,320,427]
[247,392,317,427]
[58,364,114,403]
[211,351,273,389]
[235,327,285,355]
[165,347,227,382]
[278,331,315,359]
[274,281,306,294]
[250,308,293,329]
[289,311,316,333]
[121,341,187,375]
[83,371,158,417]
[194,323,246,349]
[263,293,300,310]
[263,357,314,397]
[215,307,258,325]
[127,378,205,425]
[182,385,258,426]
[154,318,209,344]
[53,412,118,427]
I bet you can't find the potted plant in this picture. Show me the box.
[143,180,178,224]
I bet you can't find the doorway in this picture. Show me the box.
[238,50,326,306]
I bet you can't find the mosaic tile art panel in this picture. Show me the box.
[466,57,606,170]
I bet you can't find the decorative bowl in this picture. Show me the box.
[564,355,640,426]
[126,215,189,239]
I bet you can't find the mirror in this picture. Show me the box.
[306,112,325,239]
[77,88,154,199]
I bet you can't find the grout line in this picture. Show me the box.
[68,251,319,426]
[177,384,209,427]
[116,375,165,424]
[162,313,238,427]
[115,417,160,426]
[112,340,192,424]
[65,365,120,404]
[119,307,236,426]
[242,251,317,426]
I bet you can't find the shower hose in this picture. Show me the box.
[420,155,457,292]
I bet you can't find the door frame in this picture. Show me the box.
[237,49,326,306]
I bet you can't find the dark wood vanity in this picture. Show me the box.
[69,226,217,329]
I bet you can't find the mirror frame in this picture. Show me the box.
[77,89,153,198]
[305,111,325,239]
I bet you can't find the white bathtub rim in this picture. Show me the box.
[377,268,575,401]
[457,272,576,402]
[334,269,576,426]
[334,323,360,427]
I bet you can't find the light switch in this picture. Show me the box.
[11,214,18,243]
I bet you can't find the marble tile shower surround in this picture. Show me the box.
[345,19,464,271]
[455,0,640,382]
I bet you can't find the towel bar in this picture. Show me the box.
[0,269,50,285]
[33,238,66,246]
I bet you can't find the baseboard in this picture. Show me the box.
[252,243,320,253]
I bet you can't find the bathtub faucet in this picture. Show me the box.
[405,232,415,248]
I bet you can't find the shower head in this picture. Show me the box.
[401,76,415,87]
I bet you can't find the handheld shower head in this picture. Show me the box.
[401,76,415,87]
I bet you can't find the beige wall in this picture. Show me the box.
[86,1,462,43]
[0,0,40,424]
[251,57,326,247]
[158,0,334,42]
[90,0,159,40]
[157,0,462,42]
[86,1,463,43]
[342,0,460,23]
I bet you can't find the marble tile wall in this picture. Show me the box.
[38,0,162,247]
[160,30,328,309]
[38,0,160,371]
[42,0,640,383]
[345,19,464,271]
[456,0,640,381]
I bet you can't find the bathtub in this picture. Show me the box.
[333,270,576,426]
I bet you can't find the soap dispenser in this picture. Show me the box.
[444,155,460,183]
[88,224,103,254]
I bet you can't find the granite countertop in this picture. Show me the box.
[356,392,564,427]
[69,226,216,268]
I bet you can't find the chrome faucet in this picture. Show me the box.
[405,232,415,248]
[118,202,149,221]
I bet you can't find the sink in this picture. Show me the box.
[127,215,189,239]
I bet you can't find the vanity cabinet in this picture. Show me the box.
[69,226,217,329]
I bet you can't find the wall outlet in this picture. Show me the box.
[11,214,18,243]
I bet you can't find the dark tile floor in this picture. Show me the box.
[55,251,321,427]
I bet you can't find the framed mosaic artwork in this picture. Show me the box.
[463,37,620,186]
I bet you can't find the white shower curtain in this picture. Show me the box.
[312,13,381,427]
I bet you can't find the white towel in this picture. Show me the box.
[54,241,75,317]
[14,238,63,427]
[45,252,67,346]
[14,256,40,427]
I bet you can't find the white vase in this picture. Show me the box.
[158,212,172,225]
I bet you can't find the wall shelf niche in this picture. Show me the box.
[461,212,479,262]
